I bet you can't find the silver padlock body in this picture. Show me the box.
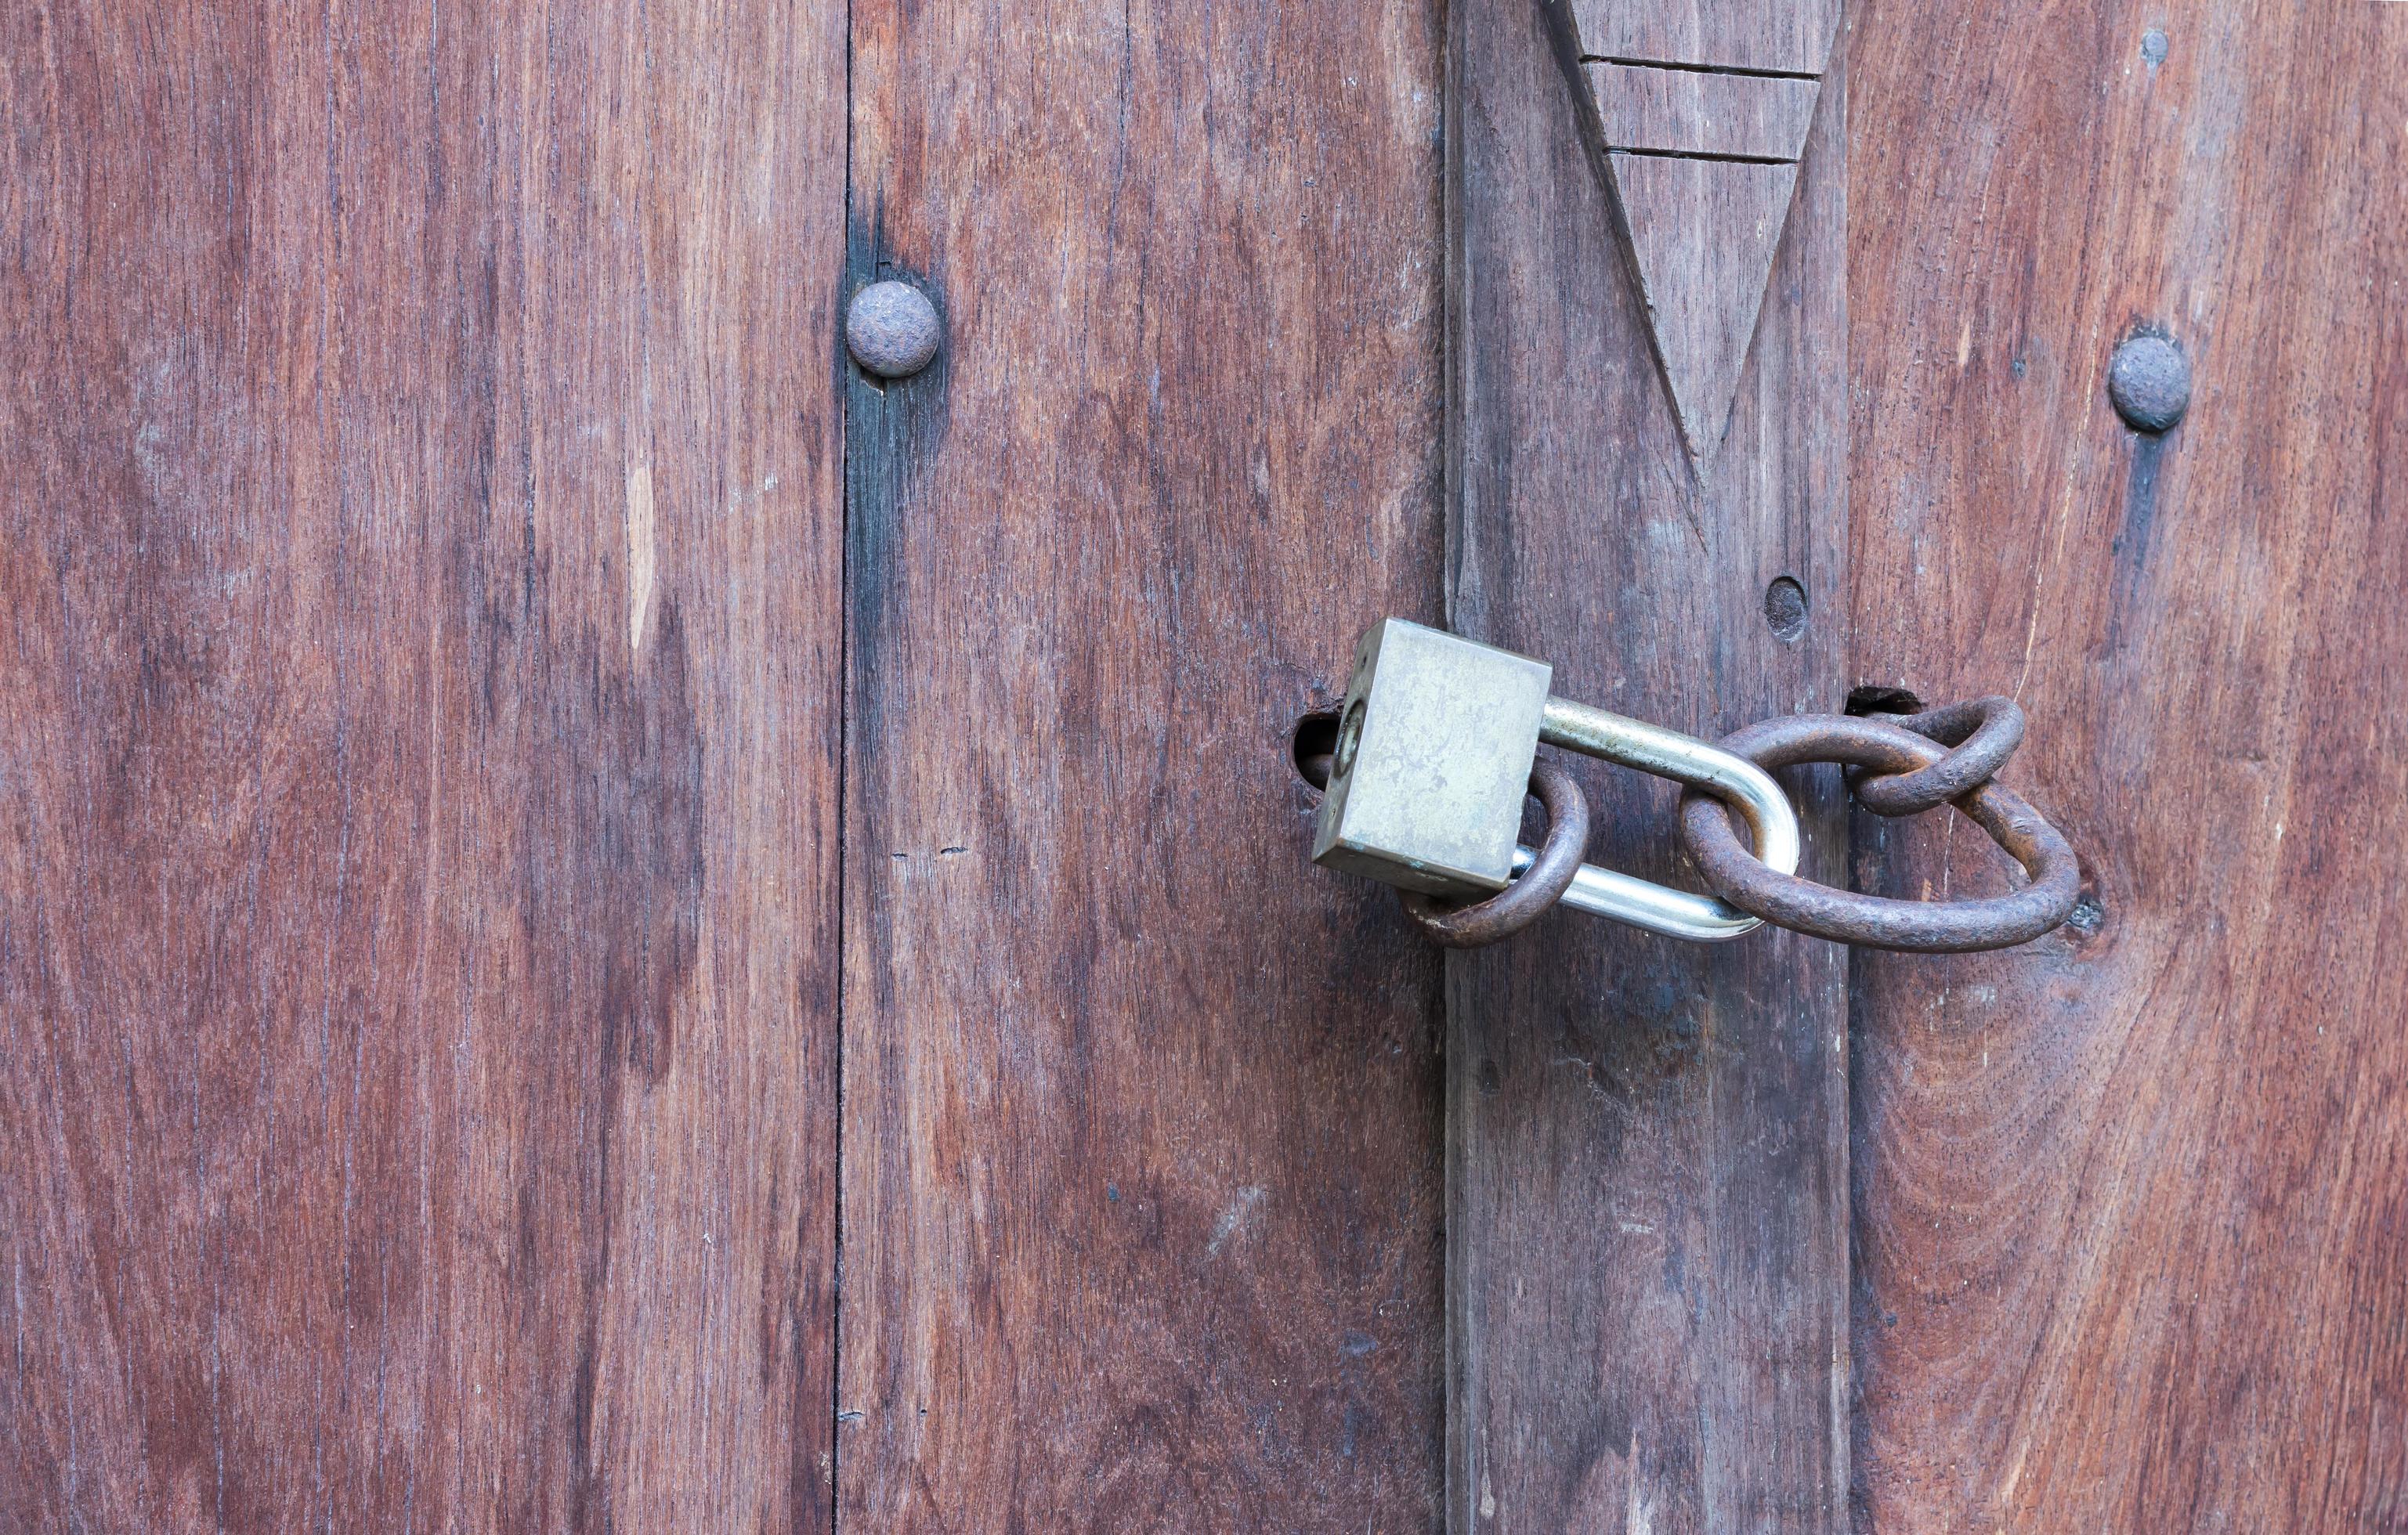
[1312,619,1552,898]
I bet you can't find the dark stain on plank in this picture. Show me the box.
[588,598,704,1090]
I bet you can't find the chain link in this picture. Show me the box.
[1397,761,1590,948]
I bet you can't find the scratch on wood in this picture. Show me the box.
[627,460,656,653]
[1627,1428,1653,1534]
[1202,1186,1267,1261]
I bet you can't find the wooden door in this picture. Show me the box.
[4,2,2402,1533]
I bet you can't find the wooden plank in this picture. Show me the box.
[1847,0,2408,1526]
[1449,0,1849,1526]
[836,0,1449,1525]
[0,5,848,1529]
[1587,63,1820,159]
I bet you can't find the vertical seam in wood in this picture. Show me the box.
[1440,3,1470,1529]
[830,1,857,1526]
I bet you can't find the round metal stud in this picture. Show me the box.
[846,280,942,379]
[2108,333,2190,433]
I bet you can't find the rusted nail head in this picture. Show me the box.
[2108,333,2189,433]
[847,280,942,379]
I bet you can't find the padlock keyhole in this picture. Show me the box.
[1331,699,1368,782]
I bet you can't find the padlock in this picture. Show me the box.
[1305,617,2077,952]
[1308,617,1808,943]
[1311,618,1553,898]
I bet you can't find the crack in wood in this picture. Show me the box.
[1585,54,1824,81]
[1609,146,1799,165]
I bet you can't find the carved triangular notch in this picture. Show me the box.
[1609,153,1799,453]
[1553,0,1839,455]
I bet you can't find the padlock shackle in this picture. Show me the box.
[1524,697,1800,942]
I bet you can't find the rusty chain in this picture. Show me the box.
[1303,697,2079,952]
[1677,704,2079,951]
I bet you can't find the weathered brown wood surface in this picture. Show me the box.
[1570,0,1838,74]
[1587,63,1820,161]
[1846,0,2408,1526]
[834,0,1451,1525]
[0,6,848,1529]
[1448,0,1849,1527]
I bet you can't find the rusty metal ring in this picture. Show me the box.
[1677,716,2079,952]
[1847,695,2026,817]
[1398,760,1591,948]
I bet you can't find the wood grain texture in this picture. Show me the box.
[835,0,1450,1526]
[1567,0,1839,76]
[1612,155,1806,457]
[1588,63,1819,159]
[1449,0,1849,1527]
[1846,0,2408,1526]
[0,5,847,1530]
